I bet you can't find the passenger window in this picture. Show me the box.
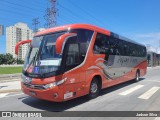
[110,37,120,55]
[63,36,80,72]
[70,29,94,63]
[93,33,109,54]
[66,43,79,66]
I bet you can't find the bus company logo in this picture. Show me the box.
[2,112,11,117]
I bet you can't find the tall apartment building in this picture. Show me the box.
[6,22,33,60]
[0,24,4,36]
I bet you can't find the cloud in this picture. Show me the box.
[135,32,160,39]
[130,32,160,52]
[157,48,160,54]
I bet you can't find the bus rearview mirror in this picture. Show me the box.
[55,33,77,54]
[15,40,32,55]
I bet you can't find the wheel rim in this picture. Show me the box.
[91,82,98,94]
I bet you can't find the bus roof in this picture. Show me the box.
[35,24,110,36]
[111,32,145,47]
[35,23,145,47]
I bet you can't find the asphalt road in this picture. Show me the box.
[0,67,160,120]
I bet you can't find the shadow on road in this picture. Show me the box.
[22,78,145,112]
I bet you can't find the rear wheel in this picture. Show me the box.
[134,71,140,82]
[88,77,100,99]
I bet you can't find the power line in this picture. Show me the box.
[0,0,44,13]
[17,0,46,8]
[57,16,74,24]
[0,8,35,18]
[0,1,43,14]
[57,3,100,25]
[57,3,81,22]
[68,0,107,27]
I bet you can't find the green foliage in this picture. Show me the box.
[5,53,16,64]
[0,54,5,64]
[0,53,15,65]
[16,59,24,64]
[0,53,24,65]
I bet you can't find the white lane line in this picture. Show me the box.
[138,87,160,100]
[119,85,144,96]
[154,117,160,120]
[0,93,9,98]
[145,80,160,83]
[0,93,24,98]
[12,79,20,81]
[4,93,24,98]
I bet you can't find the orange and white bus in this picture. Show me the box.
[15,24,147,102]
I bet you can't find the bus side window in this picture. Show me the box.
[63,36,80,71]
[113,38,120,55]
[93,33,109,54]
[66,43,79,66]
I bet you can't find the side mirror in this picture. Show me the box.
[55,33,77,54]
[15,40,32,55]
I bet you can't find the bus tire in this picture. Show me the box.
[134,70,140,82]
[88,77,100,99]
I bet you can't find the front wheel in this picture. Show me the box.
[88,78,100,99]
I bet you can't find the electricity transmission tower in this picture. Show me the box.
[44,0,58,28]
[32,18,40,33]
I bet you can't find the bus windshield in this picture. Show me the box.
[23,31,66,77]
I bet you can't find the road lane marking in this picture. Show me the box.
[119,85,144,96]
[5,93,24,98]
[138,87,160,100]
[154,117,160,120]
[0,93,24,98]
[0,93,9,98]
[144,80,160,83]
[12,79,21,81]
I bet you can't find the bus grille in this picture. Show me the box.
[23,82,45,90]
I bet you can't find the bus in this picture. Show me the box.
[15,24,147,102]
[147,52,160,67]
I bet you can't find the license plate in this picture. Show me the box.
[64,92,73,99]
[29,91,36,96]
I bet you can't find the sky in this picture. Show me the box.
[0,0,160,54]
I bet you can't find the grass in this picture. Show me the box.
[0,67,22,74]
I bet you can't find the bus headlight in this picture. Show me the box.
[43,78,67,89]
[21,74,32,83]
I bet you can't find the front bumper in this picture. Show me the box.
[21,82,64,102]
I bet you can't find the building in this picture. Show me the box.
[6,22,33,60]
[0,24,4,36]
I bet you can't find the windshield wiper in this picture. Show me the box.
[25,50,39,73]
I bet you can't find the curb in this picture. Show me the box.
[0,79,21,83]
[0,73,21,83]
[0,89,21,93]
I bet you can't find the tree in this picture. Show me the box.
[0,53,16,65]
[0,54,5,65]
[17,59,24,64]
[4,53,16,64]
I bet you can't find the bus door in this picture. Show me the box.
[60,35,82,98]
